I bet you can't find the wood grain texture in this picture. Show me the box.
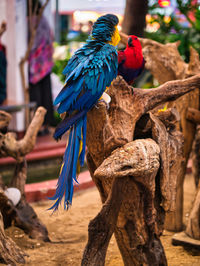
[82,72,200,265]
[120,32,200,232]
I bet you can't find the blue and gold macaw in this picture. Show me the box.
[49,14,120,211]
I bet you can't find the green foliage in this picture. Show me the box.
[52,58,69,83]
[146,0,200,62]
[70,31,88,43]
[60,30,89,45]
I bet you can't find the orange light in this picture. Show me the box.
[158,0,170,7]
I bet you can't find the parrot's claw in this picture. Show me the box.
[98,99,110,109]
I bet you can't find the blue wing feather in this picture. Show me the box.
[55,41,118,115]
[57,89,80,114]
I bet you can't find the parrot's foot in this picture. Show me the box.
[97,92,111,109]
[98,99,110,109]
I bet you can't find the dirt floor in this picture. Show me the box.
[3,173,200,266]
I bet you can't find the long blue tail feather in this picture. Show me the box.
[49,115,87,212]
[48,128,75,211]
[53,110,86,140]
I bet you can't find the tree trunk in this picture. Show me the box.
[122,0,148,37]
[81,73,200,265]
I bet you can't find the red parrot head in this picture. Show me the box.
[127,35,142,49]
[118,34,145,84]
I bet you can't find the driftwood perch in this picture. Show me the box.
[82,139,161,266]
[141,40,200,232]
[120,32,200,232]
[186,107,200,125]
[81,73,200,265]
[0,107,46,162]
[0,107,49,264]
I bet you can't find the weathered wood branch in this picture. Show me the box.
[81,71,197,264]
[0,110,11,131]
[0,107,46,162]
[120,31,200,231]
[87,74,200,168]
[186,107,200,124]
[0,107,49,243]
[82,174,128,266]
[83,139,164,266]
[136,74,200,112]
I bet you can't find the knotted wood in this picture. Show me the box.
[0,107,47,162]
[82,74,200,265]
[120,32,200,231]
[141,40,200,231]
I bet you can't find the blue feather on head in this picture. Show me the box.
[91,14,119,42]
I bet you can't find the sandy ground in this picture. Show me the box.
[3,173,200,266]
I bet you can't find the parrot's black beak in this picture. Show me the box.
[128,37,134,47]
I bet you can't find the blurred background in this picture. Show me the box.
[0,0,199,134]
[0,0,199,185]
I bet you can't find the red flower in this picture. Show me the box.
[158,0,170,7]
